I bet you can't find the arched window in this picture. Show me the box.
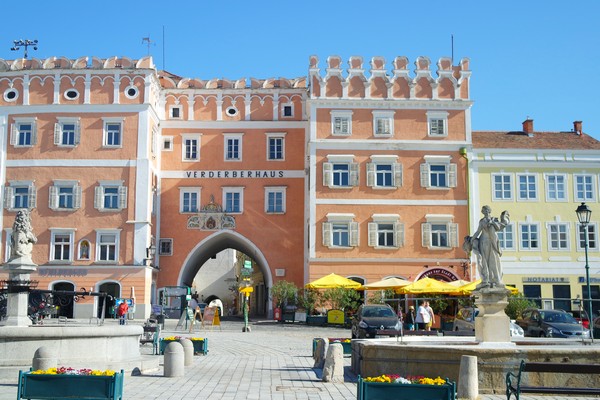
[78,239,91,260]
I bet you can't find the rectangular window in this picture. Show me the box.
[377,223,395,247]
[422,218,458,249]
[10,119,37,147]
[493,174,512,200]
[520,223,540,250]
[159,239,173,256]
[180,190,199,213]
[281,103,293,118]
[575,175,595,202]
[517,174,537,200]
[427,111,448,137]
[429,119,445,135]
[577,223,598,251]
[498,224,515,250]
[224,135,242,161]
[548,223,569,250]
[431,223,448,247]
[372,111,394,136]
[52,232,72,261]
[17,123,33,146]
[223,188,244,213]
[430,165,447,188]
[265,187,285,213]
[170,106,182,119]
[268,137,284,160]
[104,122,122,147]
[420,157,456,189]
[332,223,350,247]
[332,164,350,187]
[14,187,29,209]
[4,182,36,210]
[49,182,81,211]
[162,136,173,151]
[104,187,119,209]
[58,187,74,208]
[97,232,118,262]
[331,111,352,135]
[546,175,566,201]
[94,183,127,211]
[376,164,393,187]
[184,138,199,161]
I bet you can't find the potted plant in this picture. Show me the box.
[322,287,361,325]
[160,336,208,355]
[357,374,455,400]
[270,280,298,322]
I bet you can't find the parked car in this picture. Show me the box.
[569,310,590,329]
[452,307,524,337]
[593,316,600,339]
[516,308,590,338]
[351,304,401,339]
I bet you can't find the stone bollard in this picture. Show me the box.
[32,346,57,371]
[179,338,194,366]
[457,355,478,400]
[313,338,329,369]
[322,342,344,383]
[163,341,185,377]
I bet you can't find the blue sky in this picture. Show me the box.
[2,1,599,138]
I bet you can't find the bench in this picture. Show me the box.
[139,324,160,355]
[506,360,600,399]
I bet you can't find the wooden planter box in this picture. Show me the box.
[357,376,455,400]
[306,315,327,326]
[160,338,208,355]
[17,369,124,400]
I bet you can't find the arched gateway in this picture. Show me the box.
[177,230,274,318]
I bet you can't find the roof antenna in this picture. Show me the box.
[11,39,38,59]
[142,36,154,56]
[451,34,454,64]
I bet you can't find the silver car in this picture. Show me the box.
[453,307,524,337]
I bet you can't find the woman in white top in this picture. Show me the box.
[416,301,430,330]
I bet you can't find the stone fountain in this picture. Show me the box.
[0,211,150,382]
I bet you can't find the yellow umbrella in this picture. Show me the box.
[306,273,362,289]
[362,277,411,290]
[452,280,519,295]
[447,279,471,287]
[396,277,457,295]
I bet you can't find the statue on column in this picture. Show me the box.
[9,209,37,265]
[463,205,510,289]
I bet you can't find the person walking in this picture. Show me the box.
[425,301,435,331]
[416,301,430,330]
[405,305,416,331]
[117,301,129,325]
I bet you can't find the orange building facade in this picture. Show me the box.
[0,54,473,319]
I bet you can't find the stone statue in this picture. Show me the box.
[9,209,37,264]
[463,205,509,289]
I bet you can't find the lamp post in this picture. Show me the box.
[576,202,594,342]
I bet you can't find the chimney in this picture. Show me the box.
[522,119,534,134]
[574,120,583,135]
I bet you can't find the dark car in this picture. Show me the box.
[516,308,590,339]
[351,304,401,338]
[570,310,590,329]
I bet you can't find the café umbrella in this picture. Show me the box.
[362,277,411,290]
[305,273,363,289]
[451,279,519,295]
[396,277,457,295]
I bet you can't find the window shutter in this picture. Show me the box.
[49,186,58,209]
[366,163,375,187]
[31,121,38,145]
[421,223,431,247]
[10,124,17,146]
[393,163,403,187]
[74,185,82,209]
[420,163,430,187]
[368,222,377,247]
[322,222,332,247]
[4,186,14,209]
[323,162,332,187]
[74,121,81,145]
[448,163,457,188]
[449,223,459,247]
[118,186,128,209]
[350,163,359,186]
[28,184,36,209]
[54,123,61,145]
[350,221,359,247]
[94,186,103,209]
[395,222,405,248]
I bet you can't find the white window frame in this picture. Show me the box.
[574,174,596,202]
[169,105,182,119]
[54,117,81,147]
[492,173,513,201]
[330,110,353,136]
[545,173,568,202]
[162,136,174,152]
[372,111,394,137]
[519,222,541,251]
[159,238,173,256]
[420,155,457,189]
[546,222,570,251]
[102,117,124,148]
[49,228,75,263]
[223,187,244,214]
[322,213,358,249]
[265,186,286,214]
[576,222,599,252]
[323,154,359,188]
[421,214,458,250]
[224,133,243,161]
[427,111,448,137]
[265,132,286,161]
[179,187,201,213]
[517,173,538,201]
[181,134,201,161]
[498,223,516,251]
[95,229,121,263]
[10,118,37,147]
[49,180,81,211]
[367,155,402,189]
[368,214,404,249]
[94,181,127,212]
[281,102,294,118]
[4,180,36,211]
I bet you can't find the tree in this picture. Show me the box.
[270,280,298,308]
[322,287,361,311]
[297,288,322,315]
[505,293,537,320]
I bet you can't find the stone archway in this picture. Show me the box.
[177,230,274,318]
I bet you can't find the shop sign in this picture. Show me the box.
[420,268,456,281]
[522,277,570,283]
[38,268,88,277]
[578,277,600,283]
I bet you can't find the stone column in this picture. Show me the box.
[3,261,37,327]
[474,288,511,343]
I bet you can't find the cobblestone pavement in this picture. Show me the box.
[0,318,597,399]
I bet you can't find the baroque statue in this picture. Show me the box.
[9,209,37,264]
[463,205,510,289]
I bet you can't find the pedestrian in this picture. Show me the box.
[415,301,430,330]
[117,301,129,325]
[405,305,416,331]
[425,301,435,331]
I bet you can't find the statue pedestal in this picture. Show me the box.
[1,261,37,327]
[473,288,511,343]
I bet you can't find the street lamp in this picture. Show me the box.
[576,202,594,341]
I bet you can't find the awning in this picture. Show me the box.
[306,273,362,289]
[362,277,411,290]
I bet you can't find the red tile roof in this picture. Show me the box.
[472,131,600,150]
